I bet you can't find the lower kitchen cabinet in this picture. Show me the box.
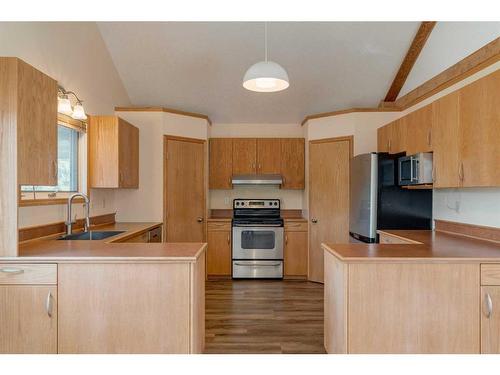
[0,264,57,354]
[207,220,231,277]
[119,225,163,243]
[284,221,308,278]
[481,286,500,353]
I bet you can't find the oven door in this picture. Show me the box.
[232,226,284,260]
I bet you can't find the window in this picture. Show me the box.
[20,117,86,204]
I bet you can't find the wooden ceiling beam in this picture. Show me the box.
[383,21,436,102]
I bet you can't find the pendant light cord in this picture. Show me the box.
[264,22,268,62]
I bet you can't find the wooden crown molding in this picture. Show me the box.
[115,106,212,126]
[380,36,500,110]
[384,21,436,102]
[300,107,401,126]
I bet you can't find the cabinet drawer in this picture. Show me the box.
[0,264,57,285]
[481,264,500,285]
[284,221,308,231]
[207,221,231,231]
[123,232,149,243]
[149,226,162,243]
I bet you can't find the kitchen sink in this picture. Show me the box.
[58,231,125,241]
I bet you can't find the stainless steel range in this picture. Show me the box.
[231,199,284,279]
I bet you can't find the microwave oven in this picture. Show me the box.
[398,152,433,186]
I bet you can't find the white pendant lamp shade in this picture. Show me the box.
[243,23,289,93]
[243,61,289,92]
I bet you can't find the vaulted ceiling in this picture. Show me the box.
[97,22,500,124]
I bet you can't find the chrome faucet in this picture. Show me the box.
[66,192,90,236]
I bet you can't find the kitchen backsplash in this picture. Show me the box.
[209,186,303,210]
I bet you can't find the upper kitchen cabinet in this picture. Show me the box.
[209,138,233,189]
[459,70,500,187]
[404,104,433,155]
[377,119,406,154]
[257,138,281,174]
[89,116,139,188]
[0,57,58,186]
[232,138,257,175]
[281,138,305,189]
[432,91,461,188]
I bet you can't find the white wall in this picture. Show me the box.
[209,123,305,210]
[0,22,131,228]
[114,111,209,222]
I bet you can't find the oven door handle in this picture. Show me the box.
[234,262,282,267]
[232,224,283,228]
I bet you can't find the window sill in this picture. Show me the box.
[19,197,85,207]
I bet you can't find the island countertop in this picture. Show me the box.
[11,222,206,262]
[322,229,500,263]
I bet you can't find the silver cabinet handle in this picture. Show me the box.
[227,235,230,244]
[311,218,318,224]
[484,293,493,319]
[427,129,432,147]
[197,217,204,223]
[46,291,53,318]
[234,262,281,267]
[0,267,24,275]
[52,160,58,180]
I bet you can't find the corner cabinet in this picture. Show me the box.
[0,264,58,353]
[209,137,305,190]
[0,57,58,186]
[89,116,139,188]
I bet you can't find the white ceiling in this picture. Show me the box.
[97,22,499,124]
[98,22,420,123]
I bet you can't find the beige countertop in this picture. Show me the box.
[322,229,500,263]
[12,222,206,262]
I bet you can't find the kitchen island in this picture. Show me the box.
[0,222,206,354]
[322,228,500,354]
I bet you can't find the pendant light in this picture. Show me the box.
[243,23,289,93]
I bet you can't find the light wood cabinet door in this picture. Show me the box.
[118,118,139,188]
[207,230,231,276]
[377,120,406,154]
[58,263,192,353]
[481,286,500,353]
[459,70,500,187]
[232,138,257,175]
[432,91,461,188]
[89,116,139,188]
[404,104,433,155]
[0,285,57,353]
[257,138,281,174]
[284,230,308,277]
[281,138,305,189]
[209,138,233,189]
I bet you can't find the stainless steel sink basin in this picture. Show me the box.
[58,231,125,241]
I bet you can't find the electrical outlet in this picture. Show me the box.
[224,197,230,206]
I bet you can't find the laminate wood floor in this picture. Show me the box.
[205,280,326,354]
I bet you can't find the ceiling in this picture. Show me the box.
[98,22,422,123]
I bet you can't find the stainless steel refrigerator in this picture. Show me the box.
[349,152,432,243]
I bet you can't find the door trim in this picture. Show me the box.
[163,135,207,242]
[308,135,353,283]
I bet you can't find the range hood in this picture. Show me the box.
[232,174,283,186]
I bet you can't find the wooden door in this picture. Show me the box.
[284,231,308,277]
[281,138,305,189]
[257,138,281,174]
[207,230,231,276]
[16,58,58,186]
[232,138,256,174]
[308,137,351,283]
[481,286,500,353]
[0,285,57,353]
[118,118,139,188]
[164,136,206,242]
[459,70,500,187]
[432,91,461,188]
[209,138,233,189]
[404,104,433,155]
